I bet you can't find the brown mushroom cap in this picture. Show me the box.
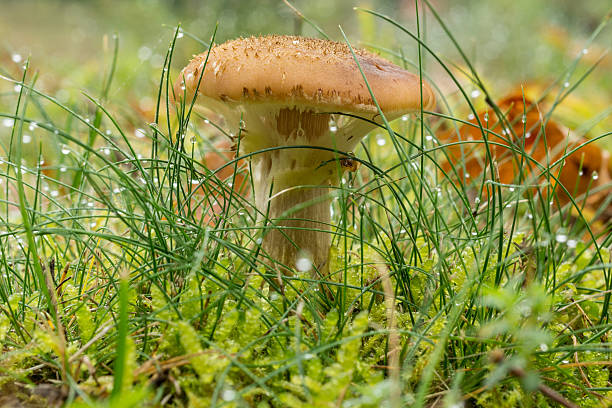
[175,35,435,116]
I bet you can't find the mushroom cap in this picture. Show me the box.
[175,35,435,116]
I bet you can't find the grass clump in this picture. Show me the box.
[0,2,611,407]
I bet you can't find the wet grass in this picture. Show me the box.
[0,1,611,407]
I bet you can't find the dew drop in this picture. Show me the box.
[90,222,97,228]
[578,170,584,176]
[401,115,408,121]
[221,389,236,402]
[135,128,146,138]
[22,134,32,144]
[329,125,337,133]
[521,114,526,124]
[50,190,59,197]
[176,31,184,39]
[12,54,22,63]
[28,122,37,131]
[483,113,489,122]
[60,166,67,172]
[563,81,570,88]
[61,146,70,155]
[592,171,599,180]
[137,46,152,61]
[296,256,312,272]
[468,113,475,120]
[567,239,577,249]
[555,234,568,243]
[425,135,433,142]
[14,85,21,92]
[376,136,386,146]
[539,343,548,352]
[525,131,531,139]
[104,148,111,155]
[470,89,480,98]
[2,118,14,127]
[582,48,588,55]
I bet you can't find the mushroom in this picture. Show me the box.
[199,139,249,226]
[175,35,435,276]
[440,95,612,218]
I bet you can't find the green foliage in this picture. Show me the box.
[0,1,610,407]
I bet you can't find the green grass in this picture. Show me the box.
[0,1,611,407]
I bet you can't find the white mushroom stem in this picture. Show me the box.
[230,106,377,276]
[252,149,336,275]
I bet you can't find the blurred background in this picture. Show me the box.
[0,0,610,151]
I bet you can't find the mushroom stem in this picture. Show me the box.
[253,150,335,277]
